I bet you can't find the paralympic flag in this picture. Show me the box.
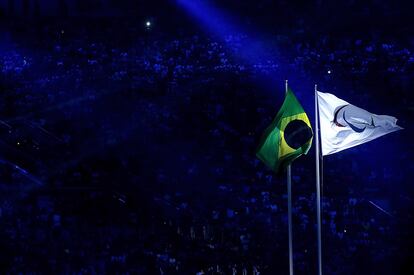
[256,88,313,172]
[317,91,403,156]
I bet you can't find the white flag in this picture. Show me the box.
[317,91,402,156]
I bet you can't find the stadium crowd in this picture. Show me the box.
[0,17,413,274]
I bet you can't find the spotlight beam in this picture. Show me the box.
[175,0,312,101]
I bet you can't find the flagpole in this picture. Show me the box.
[286,80,293,275]
[315,84,323,275]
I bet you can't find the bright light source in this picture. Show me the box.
[327,70,331,74]
[146,21,151,27]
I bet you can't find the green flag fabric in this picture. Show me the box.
[256,88,313,173]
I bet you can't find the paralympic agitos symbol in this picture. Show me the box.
[333,104,376,133]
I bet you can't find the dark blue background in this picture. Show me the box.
[0,0,413,274]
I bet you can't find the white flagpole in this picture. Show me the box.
[315,84,323,275]
[286,80,293,275]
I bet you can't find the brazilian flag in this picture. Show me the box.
[256,88,313,173]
